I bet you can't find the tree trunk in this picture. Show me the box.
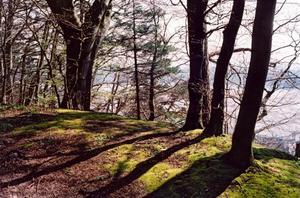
[202,37,210,127]
[46,0,112,110]
[19,45,29,105]
[149,64,155,121]
[1,0,14,104]
[296,143,300,158]
[133,0,141,119]
[204,0,245,136]
[0,0,3,103]
[34,23,51,104]
[77,1,112,110]
[223,0,276,168]
[48,30,61,106]
[182,0,208,131]
[148,2,158,121]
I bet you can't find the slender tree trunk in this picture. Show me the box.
[1,0,14,104]
[19,45,29,105]
[182,0,208,131]
[149,64,155,121]
[106,71,120,113]
[0,0,3,103]
[223,0,276,168]
[204,0,245,136]
[48,30,61,106]
[34,23,51,104]
[148,2,158,121]
[133,0,141,119]
[202,37,210,127]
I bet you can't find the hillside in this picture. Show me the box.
[0,107,299,197]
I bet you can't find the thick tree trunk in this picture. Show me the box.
[77,3,112,110]
[63,37,81,109]
[46,0,112,110]
[223,0,276,168]
[204,0,245,136]
[46,0,82,109]
[182,0,208,131]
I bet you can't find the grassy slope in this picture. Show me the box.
[0,108,299,197]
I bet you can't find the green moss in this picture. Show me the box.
[140,163,183,192]
[188,129,203,137]
[221,157,300,198]
[103,144,152,177]
[12,121,58,137]
[201,135,231,150]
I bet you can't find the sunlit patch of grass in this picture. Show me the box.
[141,163,183,192]
[220,151,300,198]
[104,144,151,175]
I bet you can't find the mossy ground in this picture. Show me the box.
[0,108,299,197]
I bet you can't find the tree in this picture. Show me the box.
[182,0,208,131]
[98,0,179,120]
[45,0,113,110]
[204,0,245,136]
[132,0,141,119]
[0,0,14,104]
[223,0,277,168]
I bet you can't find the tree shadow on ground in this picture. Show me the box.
[145,148,297,198]
[146,154,245,198]
[85,133,212,197]
[0,129,179,188]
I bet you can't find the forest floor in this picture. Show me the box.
[0,106,299,198]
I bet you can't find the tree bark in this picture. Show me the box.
[0,0,3,103]
[182,0,208,131]
[223,0,277,168]
[202,37,210,127]
[48,30,61,106]
[204,0,245,136]
[1,0,14,104]
[19,45,29,105]
[77,0,112,110]
[46,0,112,110]
[148,2,159,121]
[132,0,141,119]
